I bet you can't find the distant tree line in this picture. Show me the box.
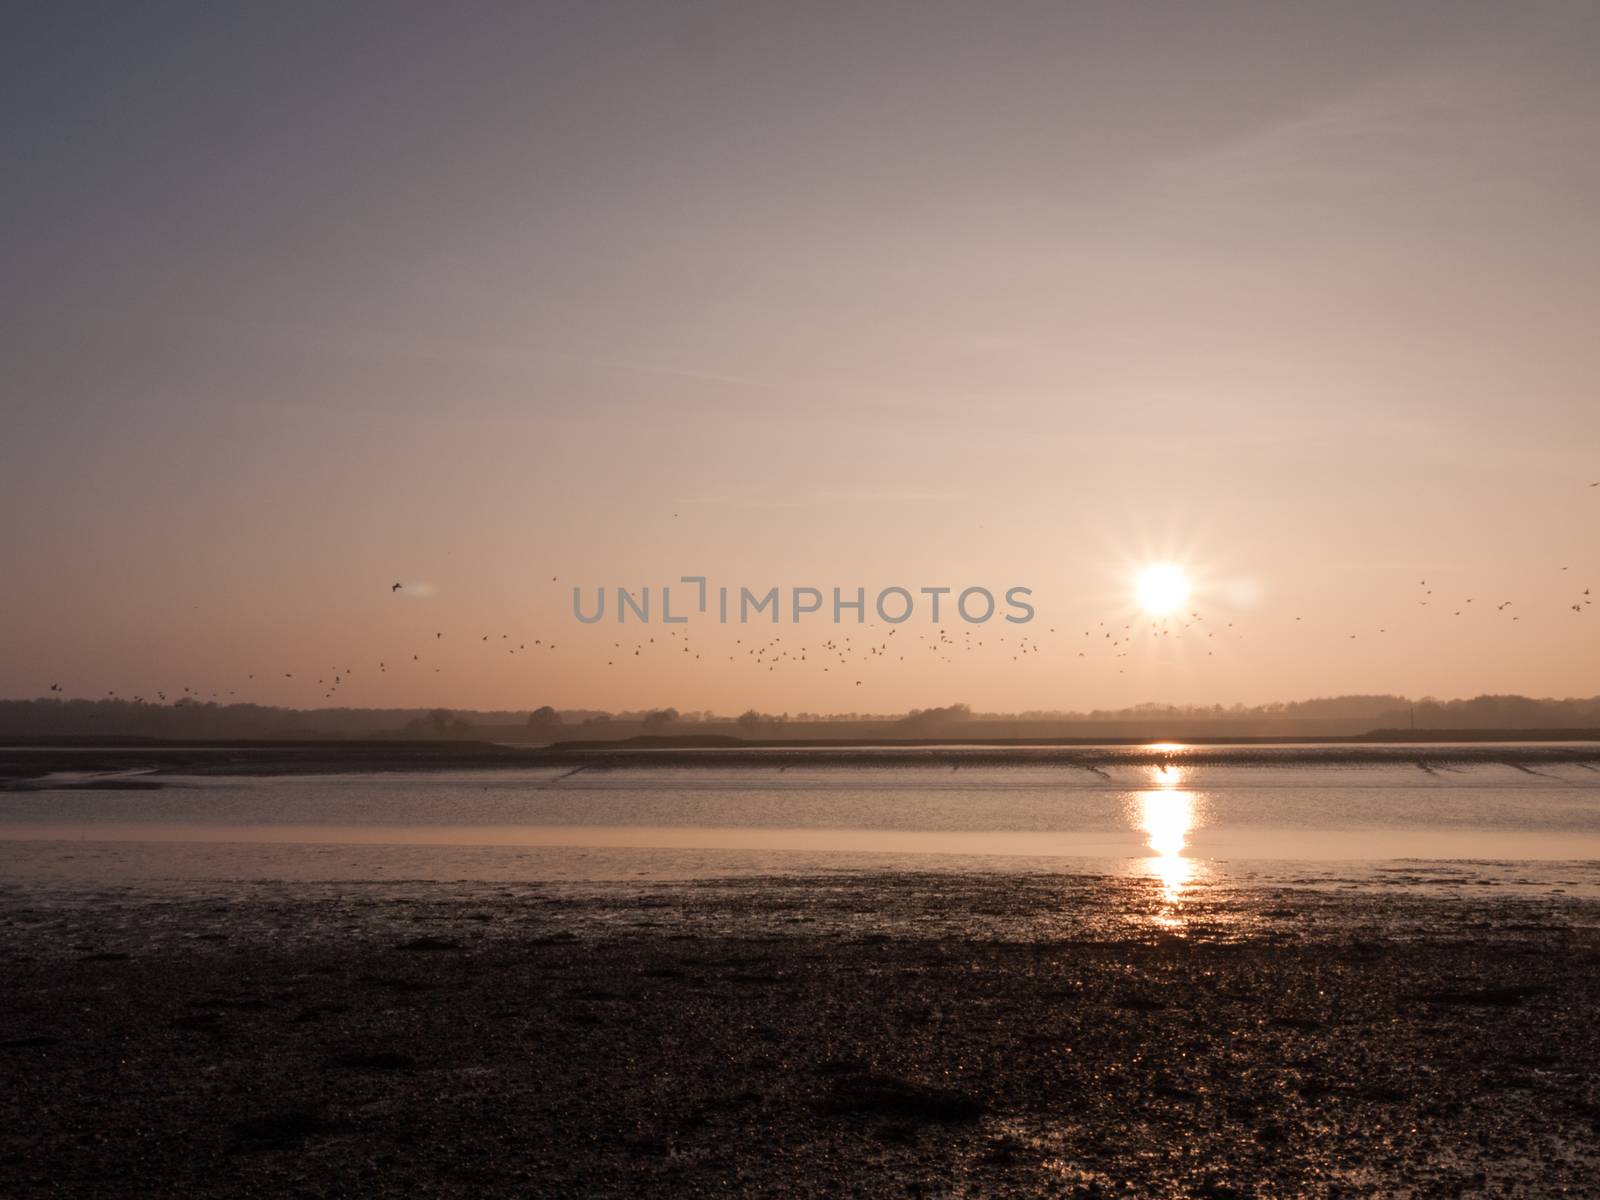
[0,698,524,740]
[2,693,1597,740]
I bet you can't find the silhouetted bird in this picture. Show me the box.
[391,583,402,592]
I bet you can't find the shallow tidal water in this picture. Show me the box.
[3,748,1598,897]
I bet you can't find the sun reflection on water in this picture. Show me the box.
[1134,760,1200,914]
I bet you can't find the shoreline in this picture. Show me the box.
[4,733,1600,785]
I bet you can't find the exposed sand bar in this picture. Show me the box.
[5,737,1600,783]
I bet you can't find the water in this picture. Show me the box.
[2,748,1598,895]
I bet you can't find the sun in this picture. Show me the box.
[1135,563,1191,616]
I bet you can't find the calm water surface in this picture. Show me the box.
[3,749,1598,896]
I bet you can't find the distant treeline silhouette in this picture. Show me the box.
[3,693,1598,741]
[1026,694,1600,729]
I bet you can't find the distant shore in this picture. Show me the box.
[3,731,1600,786]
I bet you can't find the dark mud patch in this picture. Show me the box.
[819,1072,987,1124]
[397,936,460,952]
[227,1107,348,1152]
[1417,984,1550,1007]
[322,1051,416,1072]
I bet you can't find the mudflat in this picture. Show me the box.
[2,872,1598,1197]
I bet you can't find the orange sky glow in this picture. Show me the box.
[2,4,1597,713]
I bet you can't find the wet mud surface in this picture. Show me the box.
[2,873,1599,1197]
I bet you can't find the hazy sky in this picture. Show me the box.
[3,1,1597,714]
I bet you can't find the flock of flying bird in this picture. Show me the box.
[40,485,1598,704]
[42,561,1596,706]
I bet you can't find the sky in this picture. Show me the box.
[2,1,1597,715]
